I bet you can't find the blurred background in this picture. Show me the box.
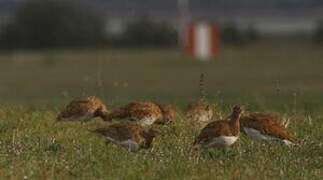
[0,0,322,112]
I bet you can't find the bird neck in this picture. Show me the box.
[229,113,241,134]
[156,104,167,120]
[95,110,110,121]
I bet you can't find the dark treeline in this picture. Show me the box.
[88,0,323,10]
[1,0,322,50]
[117,17,178,48]
[221,22,260,45]
[0,0,106,49]
[0,0,179,49]
[314,20,323,43]
[2,0,323,12]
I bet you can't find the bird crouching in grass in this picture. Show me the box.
[154,103,178,125]
[185,73,214,126]
[104,101,163,126]
[240,112,298,146]
[92,122,160,152]
[56,96,109,122]
[185,101,214,126]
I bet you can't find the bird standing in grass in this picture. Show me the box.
[57,96,108,121]
[93,122,159,152]
[104,101,164,126]
[193,106,243,149]
[185,73,214,126]
[240,112,298,146]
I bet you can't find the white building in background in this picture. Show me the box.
[215,17,317,35]
[193,8,323,35]
[251,18,316,35]
[104,18,127,38]
[104,7,323,37]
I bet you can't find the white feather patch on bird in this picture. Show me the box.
[282,139,295,146]
[243,127,295,146]
[138,117,156,126]
[243,127,277,141]
[105,136,139,152]
[120,140,140,152]
[196,114,211,123]
[205,136,238,147]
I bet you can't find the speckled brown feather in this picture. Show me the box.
[57,96,108,121]
[93,123,159,149]
[154,104,177,124]
[185,100,213,124]
[106,101,162,124]
[240,112,297,143]
[194,106,243,146]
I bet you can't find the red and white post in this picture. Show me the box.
[185,23,220,60]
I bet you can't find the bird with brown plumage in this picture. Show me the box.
[104,101,176,126]
[185,100,213,126]
[240,112,298,146]
[154,103,178,125]
[185,73,214,126]
[193,105,243,149]
[92,122,159,152]
[57,96,108,122]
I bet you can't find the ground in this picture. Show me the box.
[0,39,322,179]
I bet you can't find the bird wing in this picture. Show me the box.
[194,121,229,145]
[262,123,297,143]
[94,124,140,142]
[241,114,297,143]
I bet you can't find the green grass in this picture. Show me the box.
[0,39,323,108]
[0,39,323,179]
[0,106,322,179]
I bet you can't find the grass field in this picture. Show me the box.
[0,39,322,179]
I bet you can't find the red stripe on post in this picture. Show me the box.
[210,24,220,56]
[185,24,195,56]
